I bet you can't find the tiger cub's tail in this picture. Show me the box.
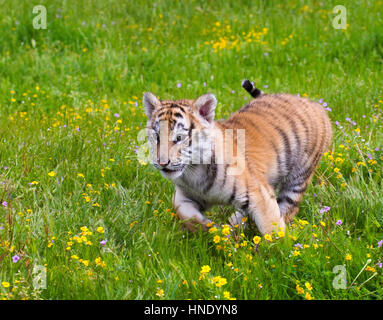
[241,79,262,98]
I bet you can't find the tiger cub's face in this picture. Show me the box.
[143,92,217,179]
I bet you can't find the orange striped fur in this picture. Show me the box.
[143,88,332,235]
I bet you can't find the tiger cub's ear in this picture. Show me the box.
[193,93,217,123]
[143,92,161,118]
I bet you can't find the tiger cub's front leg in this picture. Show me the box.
[172,187,211,232]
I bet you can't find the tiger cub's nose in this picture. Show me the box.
[158,159,170,167]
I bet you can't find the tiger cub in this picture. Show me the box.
[143,81,332,235]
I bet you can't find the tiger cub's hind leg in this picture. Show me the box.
[233,179,285,235]
[277,170,316,223]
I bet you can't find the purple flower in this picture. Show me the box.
[336,220,342,226]
[177,83,181,88]
[76,127,80,132]
[294,243,303,249]
[2,201,7,207]
[203,82,207,87]
[319,206,331,214]
[114,113,120,118]
[378,263,382,268]
[100,240,107,246]
[375,147,379,152]
[3,166,7,170]
[335,121,340,126]
[323,102,328,107]
[319,99,323,103]
[12,255,20,263]
[378,240,383,248]
[367,154,373,160]
[264,85,269,89]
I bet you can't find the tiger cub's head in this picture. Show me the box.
[143,92,217,179]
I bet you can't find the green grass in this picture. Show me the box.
[0,0,382,300]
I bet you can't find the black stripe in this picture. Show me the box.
[221,164,229,188]
[229,182,236,203]
[246,102,294,174]
[177,105,186,113]
[174,112,184,118]
[274,96,311,154]
[241,185,249,211]
[253,101,301,169]
[204,157,217,192]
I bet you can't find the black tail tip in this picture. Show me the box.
[241,79,262,98]
[241,79,253,92]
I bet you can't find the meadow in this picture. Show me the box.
[0,0,382,300]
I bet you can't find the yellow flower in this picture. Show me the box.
[221,225,231,236]
[206,222,215,228]
[208,227,217,233]
[240,240,248,247]
[96,227,105,234]
[305,292,313,300]
[305,282,313,291]
[213,235,221,243]
[296,284,304,295]
[345,254,352,261]
[1,282,10,288]
[223,291,236,300]
[77,173,85,178]
[48,171,56,177]
[156,289,164,297]
[200,265,211,274]
[212,276,227,288]
[320,221,326,227]
[365,266,376,273]
[253,236,261,245]
[277,231,285,238]
[264,233,273,242]
[292,250,301,256]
